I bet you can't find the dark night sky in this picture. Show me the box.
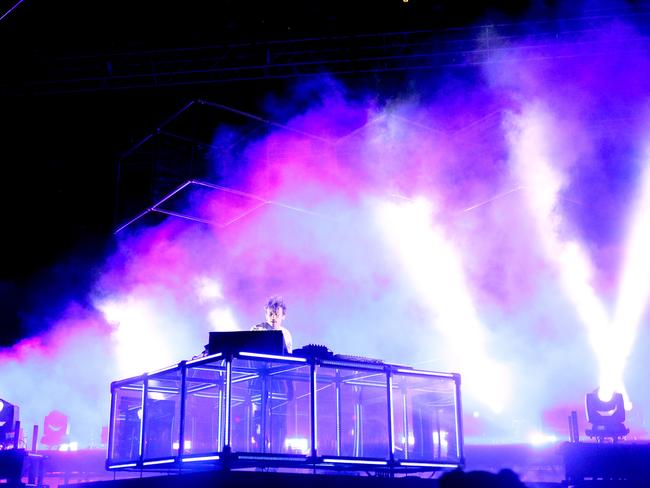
[0,0,637,345]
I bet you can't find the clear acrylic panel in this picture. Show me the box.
[142,368,183,460]
[230,356,312,455]
[107,356,463,471]
[316,363,389,459]
[109,378,144,464]
[391,371,461,463]
[183,357,228,456]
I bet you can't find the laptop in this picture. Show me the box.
[207,330,286,356]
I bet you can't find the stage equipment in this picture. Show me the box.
[208,330,285,356]
[568,410,579,443]
[0,448,25,485]
[41,411,69,448]
[106,346,464,475]
[0,399,19,448]
[562,442,650,483]
[584,389,629,442]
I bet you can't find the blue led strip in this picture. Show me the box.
[239,351,307,362]
[323,458,387,466]
[182,455,220,462]
[178,361,187,457]
[224,360,232,449]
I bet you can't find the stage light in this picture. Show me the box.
[507,107,610,346]
[509,107,650,419]
[0,399,19,447]
[207,307,238,331]
[284,437,308,454]
[375,196,509,413]
[59,441,78,452]
[606,162,650,409]
[41,410,69,449]
[584,389,629,442]
[400,434,415,446]
[506,107,640,414]
[98,297,173,376]
[529,431,557,446]
[196,276,223,301]
[172,440,192,451]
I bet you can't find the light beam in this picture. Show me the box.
[375,196,509,413]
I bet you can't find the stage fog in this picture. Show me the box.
[2,19,650,449]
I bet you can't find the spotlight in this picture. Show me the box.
[0,399,19,448]
[585,389,629,442]
[40,410,69,449]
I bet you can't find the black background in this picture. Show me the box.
[0,0,618,345]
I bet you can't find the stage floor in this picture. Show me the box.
[14,443,566,488]
[17,441,650,487]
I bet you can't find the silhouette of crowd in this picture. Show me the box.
[440,468,527,488]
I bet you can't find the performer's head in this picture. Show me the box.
[265,296,286,329]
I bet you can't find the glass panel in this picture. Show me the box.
[109,378,144,464]
[107,358,463,470]
[142,367,183,460]
[230,356,311,455]
[392,371,461,463]
[183,357,228,456]
[316,363,389,459]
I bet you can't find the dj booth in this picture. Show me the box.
[106,332,464,474]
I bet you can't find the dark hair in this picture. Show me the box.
[265,296,286,313]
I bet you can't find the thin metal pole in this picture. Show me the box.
[119,101,196,160]
[178,361,187,460]
[198,100,331,143]
[402,385,409,460]
[310,362,317,460]
[386,370,395,471]
[106,384,117,465]
[139,377,149,463]
[114,180,194,234]
[31,425,38,452]
[13,421,20,449]
[0,0,26,22]
[335,370,342,456]
[453,374,464,463]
